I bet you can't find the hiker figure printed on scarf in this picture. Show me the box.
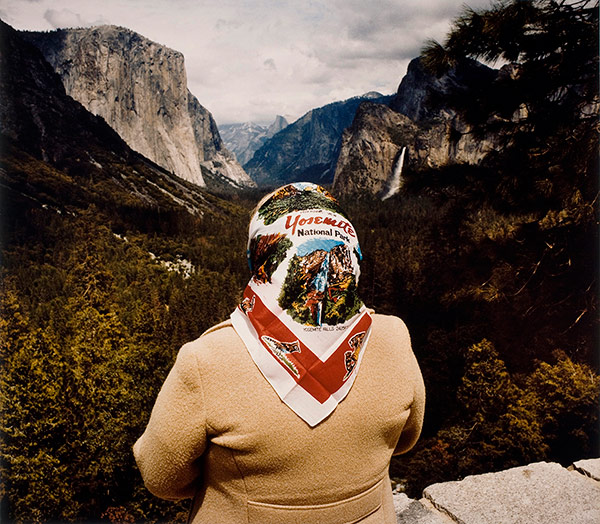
[231,183,372,426]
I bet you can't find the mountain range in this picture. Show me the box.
[219,116,288,165]
[9,22,505,198]
[223,58,501,194]
[243,92,393,187]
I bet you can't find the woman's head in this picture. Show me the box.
[234,183,373,425]
[247,182,363,327]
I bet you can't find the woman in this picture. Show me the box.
[134,183,425,523]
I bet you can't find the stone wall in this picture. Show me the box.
[393,458,600,523]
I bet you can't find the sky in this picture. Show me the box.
[0,0,493,126]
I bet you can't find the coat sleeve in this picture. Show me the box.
[393,326,426,456]
[133,341,207,500]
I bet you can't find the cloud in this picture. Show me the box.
[263,58,277,71]
[43,8,107,28]
[311,0,473,70]
[1,0,496,124]
[215,18,241,31]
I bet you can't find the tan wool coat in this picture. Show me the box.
[134,313,426,524]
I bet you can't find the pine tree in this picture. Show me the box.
[421,0,599,199]
[421,0,598,130]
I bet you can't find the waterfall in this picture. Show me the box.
[381,146,406,200]
[312,253,330,326]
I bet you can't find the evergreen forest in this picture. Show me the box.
[0,1,599,522]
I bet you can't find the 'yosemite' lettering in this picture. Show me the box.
[285,213,356,237]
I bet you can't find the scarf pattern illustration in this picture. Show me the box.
[231,183,372,426]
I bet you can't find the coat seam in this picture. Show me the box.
[190,347,216,434]
[229,447,250,524]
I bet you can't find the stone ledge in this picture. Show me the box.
[394,458,600,524]
[572,458,600,481]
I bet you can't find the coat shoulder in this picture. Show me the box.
[180,319,247,374]
[370,313,410,342]
[183,319,239,353]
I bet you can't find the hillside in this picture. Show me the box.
[0,21,253,522]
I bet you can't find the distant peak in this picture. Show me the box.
[361,91,385,99]
[267,115,289,135]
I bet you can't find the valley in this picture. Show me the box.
[0,2,598,521]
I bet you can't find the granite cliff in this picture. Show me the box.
[22,26,255,189]
[0,20,224,219]
[332,58,500,198]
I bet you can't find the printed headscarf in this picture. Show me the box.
[230,182,372,426]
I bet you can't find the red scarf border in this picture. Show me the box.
[238,287,372,404]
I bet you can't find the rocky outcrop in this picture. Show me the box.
[332,58,500,198]
[390,57,497,122]
[186,93,254,189]
[245,92,392,187]
[394,459,600,523]
[22,26,254,189]
[332,103,420,197]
